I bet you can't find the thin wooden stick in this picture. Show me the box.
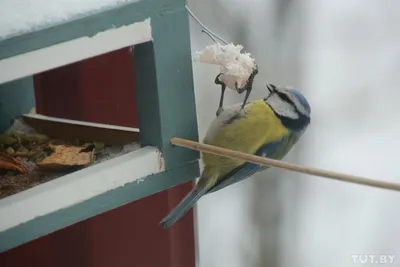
[170,137,400,192]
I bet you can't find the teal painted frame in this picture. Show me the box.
[0,0,200,252]
[133,3,199,168]
[0,77,35,132]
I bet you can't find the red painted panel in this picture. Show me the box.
[0,182,196,267]
[0,48,196,267]
[33,47,139,128]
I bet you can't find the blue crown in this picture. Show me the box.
[288,89,311,115]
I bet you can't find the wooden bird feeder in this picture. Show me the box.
[0,1,199,267]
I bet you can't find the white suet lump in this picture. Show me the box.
[193,43,256,89]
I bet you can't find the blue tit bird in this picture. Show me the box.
[159,84,311,228]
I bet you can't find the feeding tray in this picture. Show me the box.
[0,114,141,199]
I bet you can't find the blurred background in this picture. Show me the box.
[187,0,400,266]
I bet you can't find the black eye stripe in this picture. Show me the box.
[277,92,293,104]
[277,92,305,116]
[264,91,304,116]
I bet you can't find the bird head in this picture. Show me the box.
[263,84,311,132]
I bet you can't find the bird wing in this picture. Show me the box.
[159,163,220,228]
[159,185,208,228]
[159,131,303,228]
[205,130,304,194]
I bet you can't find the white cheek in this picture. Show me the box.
[279,106,298,119]
[271,97,299,119]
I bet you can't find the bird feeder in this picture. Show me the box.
[0,1,199,267]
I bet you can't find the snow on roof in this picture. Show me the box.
[0,0,141,40]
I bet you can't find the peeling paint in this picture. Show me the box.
[156,149,165,172]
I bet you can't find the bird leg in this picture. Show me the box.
[214,73,226,116]
[235,65,259,109]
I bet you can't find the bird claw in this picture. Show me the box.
[235,83,246,94]
[214,73,224,85]
[234,66,259,94]
[216,107,224,117]
[215,65,258,116]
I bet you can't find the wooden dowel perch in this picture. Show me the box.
[170,137,400,192]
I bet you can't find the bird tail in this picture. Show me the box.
[159,184,208,228]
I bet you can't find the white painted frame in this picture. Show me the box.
[23,113,140,132]
[0,146,164,232]
[0,17,152,85]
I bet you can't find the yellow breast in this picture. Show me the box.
[202,99,288,177]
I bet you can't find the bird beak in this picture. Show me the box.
[266,84,276,93]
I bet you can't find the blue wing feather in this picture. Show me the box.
[160,130,305,228]
[205,140,283,194]
[159,186,208,228]
[206,131,303,194]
